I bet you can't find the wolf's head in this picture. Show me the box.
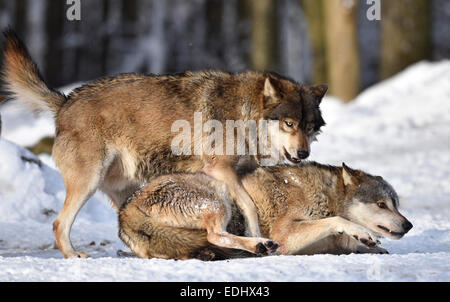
[261,75,327,166]
[340,163,413,240]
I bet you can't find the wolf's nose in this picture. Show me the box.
[402,221,413,232]
[297,150,309,160]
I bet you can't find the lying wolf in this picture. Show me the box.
[118,163,413,259]
[1,30,327,258]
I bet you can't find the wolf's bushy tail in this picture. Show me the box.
[1,29,66,116]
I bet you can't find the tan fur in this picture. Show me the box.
[1,31,327,258]
[118,173,277,259]
[1,31,65,115]
[118,163,412,259]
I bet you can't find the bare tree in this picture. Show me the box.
[380,0,431,80]
[323,0,360,102]
[45,0,65,87]
[301,0,327,85]
[249,0,279,71]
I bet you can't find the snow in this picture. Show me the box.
[0,83,83,147]
[0,61,449,281]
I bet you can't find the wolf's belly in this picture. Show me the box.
[134,150,204,183]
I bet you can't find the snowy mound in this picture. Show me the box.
[0,138,116,252]
[0,139,63,223]
[0,61,449,281]
[317,61,450,146]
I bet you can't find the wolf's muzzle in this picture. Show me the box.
[402,220,413,233]
[297,149,310,160]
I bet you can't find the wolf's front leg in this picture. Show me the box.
[203,162,261,237]
[272,216,380,255]
[332,233,388,254]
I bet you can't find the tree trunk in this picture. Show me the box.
[205,0,225,67]
[45,0,65,87]
[380,0,431,80]
[14,0,27,38]
[249,0,279,71]
[301,0,327,85]
[0,108,2,137]
[78,0,106,82]
[323,0,360,102]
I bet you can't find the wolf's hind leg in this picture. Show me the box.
[203,213,279,256]
[119,202,210,260]
[52,140,112,258]
[52,164,103,258]
[119,173,279,259]
[118,206,156,259]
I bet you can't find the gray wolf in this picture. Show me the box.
[1,30,328,258]
[118,162,413,259]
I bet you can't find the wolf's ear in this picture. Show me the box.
[342,163,360,187]
[310,84,328,103]
[263,78,281,108]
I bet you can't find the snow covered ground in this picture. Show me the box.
[0,61,449,282]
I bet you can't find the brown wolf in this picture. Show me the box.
[118,163,413,259]
[1,30,328,258]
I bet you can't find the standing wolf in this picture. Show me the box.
[1,30,327,258]
[119,163,413,259]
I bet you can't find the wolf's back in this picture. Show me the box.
[1,30,65,116]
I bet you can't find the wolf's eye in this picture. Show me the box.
[377,202,387,209]
[285,121,294,128]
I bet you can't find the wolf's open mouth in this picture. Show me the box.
[283,148,301,164]
[377,225,404,237]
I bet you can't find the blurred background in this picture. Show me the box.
[0,0,448,101]
[0,0,449,153]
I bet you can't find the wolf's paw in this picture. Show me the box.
[65,251,91,259]
[356,245,389,254]
[194,248,217,261]
[343,225,379,248]
[117,250,137,258]
[371,246,389,254]
[255,240,279,256]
